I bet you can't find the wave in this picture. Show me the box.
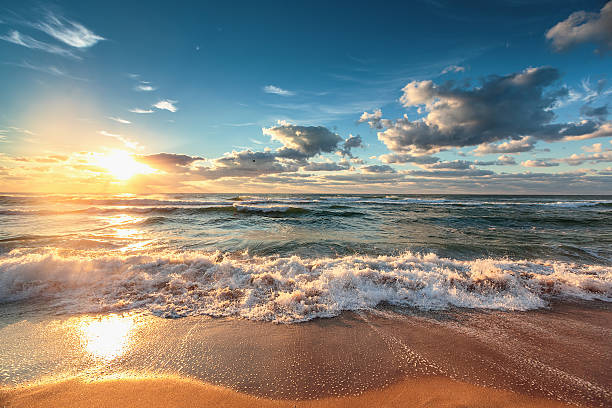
[0,249,609,323]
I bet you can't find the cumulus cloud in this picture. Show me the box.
[263,85,294,96]
[546,1,612,53]
[196,150,298,180]
[358,109,384,129]
[153,100,178,112]
[340,134,364,157]
[426,160,473,170]
[558,150,612,166]
[473,136,536,155]
[263,123,342,159]
[135,153,204,172]
[0,30,77,58]
[521,159,560,168]
[364,67,611,155]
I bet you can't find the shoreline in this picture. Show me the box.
[1,301,610,407]
[0,375,579,408]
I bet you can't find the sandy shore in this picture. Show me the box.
[1,300,610,407]
[0,375,578,408]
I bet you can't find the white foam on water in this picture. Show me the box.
[1,249,610,323]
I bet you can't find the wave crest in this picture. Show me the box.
[0,250,610,322]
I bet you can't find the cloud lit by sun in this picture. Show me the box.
[94,150,156,181]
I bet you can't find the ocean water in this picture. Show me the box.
[1,193,611,322]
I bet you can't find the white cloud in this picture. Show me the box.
[129,108,154,114]
[31,12,104,48]
[108,116,131,124]
[135,83,156,92]
[98,130,141,150]
[263,85,295,96]
[0,30,77,58]
[153,100,178,112]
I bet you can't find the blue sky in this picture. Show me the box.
[1,0,611,193]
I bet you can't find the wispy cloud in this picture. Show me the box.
[0,30,77,58]
[441,64,465,74]
[98,130,141,150]
[135,83,156,91]
[108,116,131,124]
[5,61,86,80]
[129,108,154,114]
[153,100,178,112]
[263,85,295,96]
[30,11,104,48]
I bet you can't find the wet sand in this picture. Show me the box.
[1,300,610,407]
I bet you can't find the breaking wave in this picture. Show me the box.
[0,249,610,323]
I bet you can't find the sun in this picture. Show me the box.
[95,150,156,180]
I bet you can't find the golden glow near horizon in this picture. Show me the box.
[94,150,156,181]
[77,314,139,360]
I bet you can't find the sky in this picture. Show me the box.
[1,0,611,194]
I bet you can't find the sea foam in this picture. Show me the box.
[1,249,610,322]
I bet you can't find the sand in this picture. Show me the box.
[0,375,578,408]
[1,300,610,407]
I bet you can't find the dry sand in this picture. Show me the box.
[1,375,578,408]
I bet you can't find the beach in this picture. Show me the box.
[1,194,611,407]
[1,301,610,407]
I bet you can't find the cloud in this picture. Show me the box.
[340,134,364,157]
[302,161,350,171]
[5,61,86,80]
[558,150,612,166]
[108,116,131,124]
[0,30,77,58]
[361,164,396,174]
[582,143,602,153]
[426,160,473,170]
[31,11,104,48]
[135,83,156,92]
[98,130,141,150]
[263,123,342,159]
[358,109,384,129]
[135,153,204,172]
[441,65,465,74]
[364,67,611,155]
[580,104,608,120]
[546,1,612,53]
[129,108,154,114]
[196,150,298,180]
[521,159,559,168]
[473,136,536,155]
[263,85,294,96]
[153,100,178,112]
[379,153,440,165]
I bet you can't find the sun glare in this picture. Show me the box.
[95,150,156,180]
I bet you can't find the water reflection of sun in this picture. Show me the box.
[76,314,140,360]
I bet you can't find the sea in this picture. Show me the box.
[1,193,611,323]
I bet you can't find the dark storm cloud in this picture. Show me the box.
[340,134,364,157]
